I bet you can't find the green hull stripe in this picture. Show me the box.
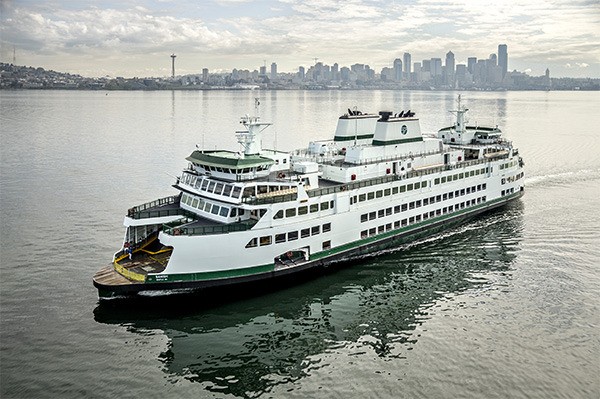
[334,134,374,142]
[145,192,521,284]
[373,137,423,146]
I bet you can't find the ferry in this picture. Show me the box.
[93,97,524,299]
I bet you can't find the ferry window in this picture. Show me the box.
[301,228,310,238]
[330,200,335,208]
[454,190,460,197]
[322,241,331,250]
[367,192,375,200]
[436,209,442,216]
[258,186,268,194]
[208,182,217,192]
[310,204,319,213]
[401,204,408,212]
[321,202,329,211]
[394,221,400,229]
[220,207,229,217]
[409,216,415,224]
[275,233,286,244]
[401,219,408,227]
[392,187,399,195]
[466,187,471,194]
[400,185,406,193]
[369,228,376,236]
[386,207,392,216]
[359,194,366,202]
[204,203,212,212]
[260,236,272,246]
[311,226,320,235]
[482,183,487,190]
[440,177,446,184]
[211,206,220,215]
[423,198,429,206]
[223,185,232,196]
[323,223,331,232]
[232,187,242,198]
[422,181,428,188]
[407,184,414,191]
[378,226,385,233]
[483,196,487,201]
[435,178,440,185]
[243,187,255,197]
[394,205,401,213]
[238,209,245,216]
[429,211,435,218]
[377,209,384,218]
[298,206,308,215]
[231,208,237,217]
[442,193,448,201]
[449,205,454,212]
[460,189,465,196]
[477,184,481,191]
[215,183,224,194]
[286,208,296,218]
[361,214,368,223]
[443,207,448,214]
[415,215,421,222]
[449,192,454,199]
[274,210,284,219]
[414,182,421,189]
[245,238,258,248]
[416,200,422,208]
[409,202,415,210]
[288,231,298,241]
[361,230,368,239]
[436,195,441,202]
[369,212,376,220]
[283,159,287,164]
[384,188,391,196]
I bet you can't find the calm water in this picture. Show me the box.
[1,90,599,398]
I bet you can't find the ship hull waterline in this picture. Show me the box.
[93,191,523,300]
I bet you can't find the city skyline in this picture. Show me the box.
[1,0,599,79]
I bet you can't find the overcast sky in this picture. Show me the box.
[1,0,599,78]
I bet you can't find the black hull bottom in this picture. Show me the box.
[94,192,523,303]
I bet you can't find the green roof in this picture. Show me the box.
[186,150,274,169]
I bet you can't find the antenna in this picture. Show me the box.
[13,46,16,64]
[313,57,319,65]
[353,106,358,146]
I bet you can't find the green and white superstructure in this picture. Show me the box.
[93,97,524,299]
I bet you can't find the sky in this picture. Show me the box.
[1,0,599,78]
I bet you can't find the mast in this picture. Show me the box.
[450,94,468,135]
[236,98,272,156]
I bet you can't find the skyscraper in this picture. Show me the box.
[498,44,508,78]
[393,58,403,81]
[403,52,411,76]
[467,57,477,74]
[445,51,455,85]
[170,54,176,78]
[270,62,277,80]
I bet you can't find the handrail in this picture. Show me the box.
[127,195,180,219]
[162,220,256,236]
[242,152,509,205]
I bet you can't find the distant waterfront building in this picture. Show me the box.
[270,63,277,80]
[332,63,339,80]
[340,66,350,82]
[403,52,411,77]
[393,58,403,81]
[202,68,208,82]
[445,51,455,85]
[259,65,267,77]
[489,53,497,66]
[498,44,508,78]
[170,54,176,78]
[467,57,477,74]
[431,58,442,76]
[298,66,305,80]
[413,62,421,82]
[455,64,468,86]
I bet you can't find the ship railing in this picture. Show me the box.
[162,220,256,236]
[127,195,181,219]
[242,154,510,204]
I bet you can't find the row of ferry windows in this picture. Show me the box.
[360,184,486,223]
[499,161,517,170]
[181,193,245,218]
[181,174,243,199]
[501,188,516,196]
[434,167,490,186]
[245,223,331,248]
[274,201,335,219]
[360,196,488,239]
[349,181,428,205]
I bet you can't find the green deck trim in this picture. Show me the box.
[372,137,424,146]
[146,263,274,283]
[333,134,374,142]
[186,150,274,169]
